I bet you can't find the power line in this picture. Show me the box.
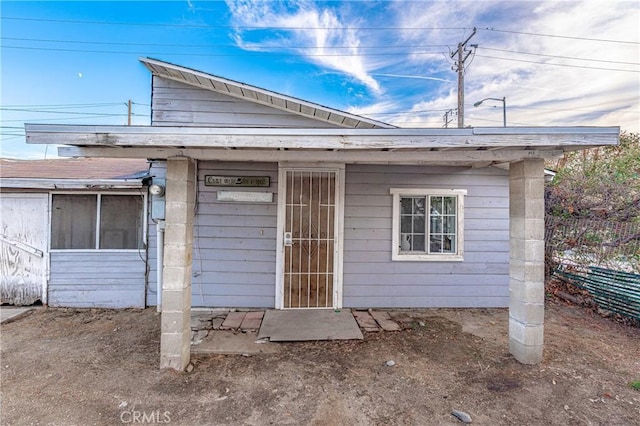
[1,36,450,50]
[2,115,142,122]
[0,107,138,116]
[1,16,468,31]
[1,45,447,57]
[475,54,639,73]
[479,46,640,66]
[1,102,125,108]
[480,27,640,45]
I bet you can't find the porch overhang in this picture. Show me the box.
[25,124,619,166]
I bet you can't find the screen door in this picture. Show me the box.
[283,169,337,308]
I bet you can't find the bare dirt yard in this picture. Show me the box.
[1,298,639,426]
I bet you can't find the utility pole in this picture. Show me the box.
[442,109,454,128]
[451,28,477,128]
[127,99,132,126]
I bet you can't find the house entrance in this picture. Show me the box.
[280,168,340,309]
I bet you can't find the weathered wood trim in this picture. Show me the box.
[27,124,619,150]
[0,178,144,189]
[58,146,564,165]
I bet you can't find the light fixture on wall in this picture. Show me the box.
[149,183,165,197]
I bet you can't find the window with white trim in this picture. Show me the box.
[51,193,144,250]
[390,188,466,261]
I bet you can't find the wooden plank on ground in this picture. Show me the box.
[370,311,401,331]
[352,310,380,332]
[221,311,246,330]
[240,311,265,331]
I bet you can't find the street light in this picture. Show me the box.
[473,97,506,127]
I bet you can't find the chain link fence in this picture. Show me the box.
[545,216,640,275]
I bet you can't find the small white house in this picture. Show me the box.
[0,158,149,308]
[24,58,619,368]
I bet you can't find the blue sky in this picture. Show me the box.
[1,0,639,158]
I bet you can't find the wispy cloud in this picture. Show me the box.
[225,0,382,93]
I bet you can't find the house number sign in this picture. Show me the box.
[204,175,270,187]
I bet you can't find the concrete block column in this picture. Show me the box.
[160,157,196,370]
[509,159,545,364]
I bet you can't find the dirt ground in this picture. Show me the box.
[1,298,639,426]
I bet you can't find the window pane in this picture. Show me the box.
[430,216,442,233]
[100,195,143,249]
[400,197,413,215]
[412,197,425,215]
[443,197,456,214]
[430,196,443,215]
[400,234,412,251]
[430,235,442,253]
[429,196,458,254]
[413,235,425,251]
[444,216,456,233]
[413,215,425,233]
[445,236,455,253]
[401,216,412,233]
[399,196,428,253]
[51,195,97,249]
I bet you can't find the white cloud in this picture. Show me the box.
[385,0,640,131]
[225,0,382,92]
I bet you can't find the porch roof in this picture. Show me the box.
[24,124,619,166]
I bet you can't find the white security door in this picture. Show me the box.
[0,194,49,305]
[280,169,341,309]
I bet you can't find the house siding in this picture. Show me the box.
[146,161,509,308]
[151,77,341,128]
[146,160,278,308]
[49,252,147,308]
[343,164,510,308]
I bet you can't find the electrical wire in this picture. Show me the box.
[1,45,447,57]
[480,27,640,45]
[479,47,640,66]
[0,107,136,116]
[1,16,468,31]
[1,36,451,50]
[475,54,639,73]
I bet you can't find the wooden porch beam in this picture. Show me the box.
[58,146,564,164]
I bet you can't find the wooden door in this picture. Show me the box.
[0,194,49,305]
[283,170,336,308]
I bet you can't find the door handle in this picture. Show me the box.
[284,232,293,246]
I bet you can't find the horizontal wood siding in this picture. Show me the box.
[343,164,510,308]
[192,161,278,307]
[152,77,339,128]
[49,252,147,308]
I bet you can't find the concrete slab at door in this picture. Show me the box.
[257,309,363,341]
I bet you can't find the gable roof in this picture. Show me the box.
[140,57,396,130]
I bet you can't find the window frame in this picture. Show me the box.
[390,188,466,261]
[49,191,147,252]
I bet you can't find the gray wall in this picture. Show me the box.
[151,77,340,128]
[147,161,510,309]
[146,160,278,308]
[49,252,147,308]
[191,161,278,307]
[343,164,509,308]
